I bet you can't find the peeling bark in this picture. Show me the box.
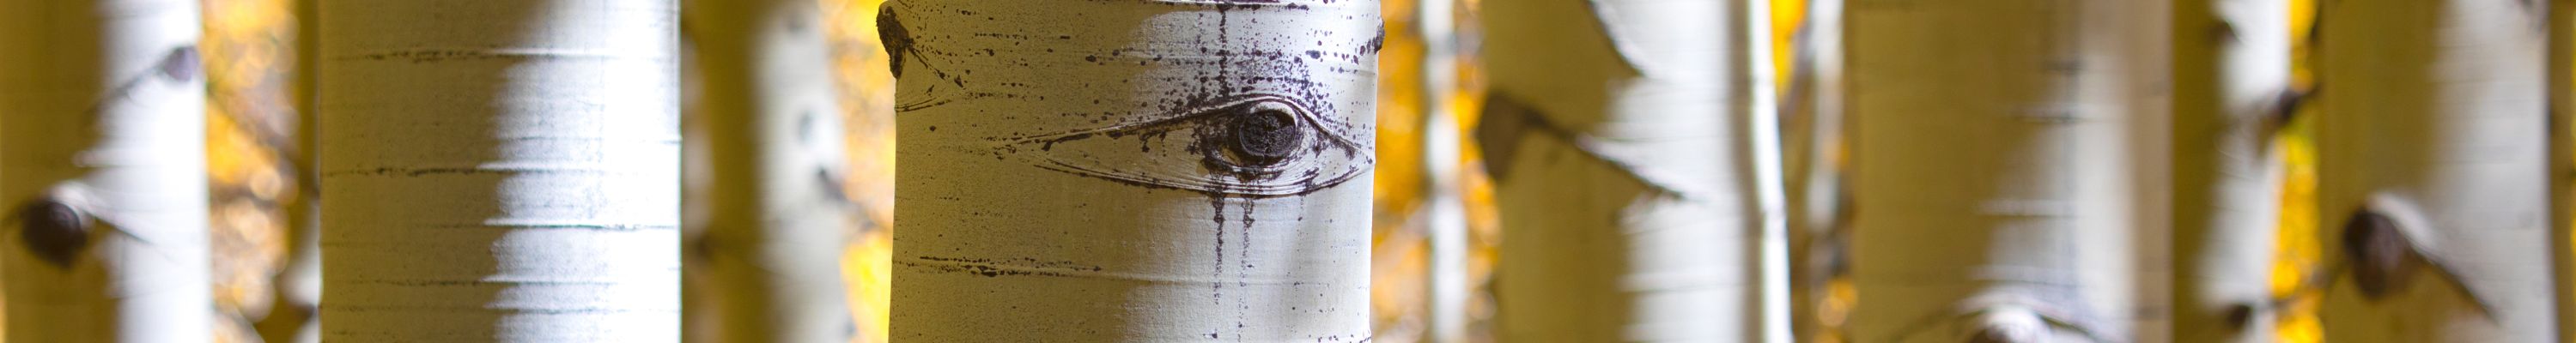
[2314,0,2557,341]
[885,0,1379,340]
[319,0,682,340]
[1478,0,1772,340]
[0,0,214,340]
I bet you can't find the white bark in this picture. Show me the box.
[0,0,213,341]
[1783,0,1847,339]
[1844,0,2160,340]
[1479,0,1769,340]
[1419,0,1469,341]
[2314,0,2555,341]
[2172,0,2288,340]
[884,0,1378,340]
[683,0,854,341]
[319,0,681,340]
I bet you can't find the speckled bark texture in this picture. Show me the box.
[886,0,1379,341]
[1845,0,2164,341]
[319,0,681,340]
[2315,0,2556,341]
[1478,0,1777,341]
[0,0,214,341]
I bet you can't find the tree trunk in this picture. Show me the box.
[2554,0,2576,340]
[2313,0,2556,341]
[1417,0,1469,341]
[0,0,213,341]
[884,0,1379,340]
[1783,0,1850,339]
[1844,0,2159,340]
[318,1,681,340]
[258,0,324,341]
[1478,0,1772,340]
[2172,0,2288,340]
[683,0,854,340]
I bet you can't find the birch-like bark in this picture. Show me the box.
[1783,0,1849,339]
[0,0,213,341]
[683,0,854,341]
[1418,0,1470,341]
[319,1,681,340]
[884,0,1378,340]
[1845,0,2159,340]
[1478,0,1768,340]
[2172,0,2287,340]
[2314,0,2555,341]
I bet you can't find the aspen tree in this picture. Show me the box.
[1844,0,2162,340]
[2313,0,2556,341]
[1477,0,1778,340]
[1417,0,1470,341]
[2554,0,2576,339]
[2172,0,2288,340]
[319,0,681,340]
[0,0,214,341]
[684,0,854,340]
[884,0,1380,340]
[260,0,322,341]
[1783,0,1850,339]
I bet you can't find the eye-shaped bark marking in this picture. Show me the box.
[992,93,1371,196]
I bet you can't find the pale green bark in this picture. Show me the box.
[2314,0,2556,341]
[2172,0,2288,340]
[0,0,213,341]
[886,0,1379,340]
[1845,0,2161,340]
[319,0,681,340]
[1479,0,1772,341]
[683,0,854,340]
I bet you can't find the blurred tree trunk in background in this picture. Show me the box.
[683,0,856,340]
[1479,0,1777,340]
[2555,0,2576,340]
[255,0,323,341]
[1782,0,1850,340]
[1845,0,2163,340]
[884,0,1381,340]
[0,0,214,340]
[318,0,681,340]
[2172,0,2289,340]
[2313,0,2556,341]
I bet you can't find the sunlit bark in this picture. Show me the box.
[0,0,214,341]
[684,0,855,341]
[885,0,1380,340]
[1479,0,1775,340]
[319,0,681,340]
[2172,0,2289,340]
[2314,0,2556,341]
[1844,0,2161,340]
